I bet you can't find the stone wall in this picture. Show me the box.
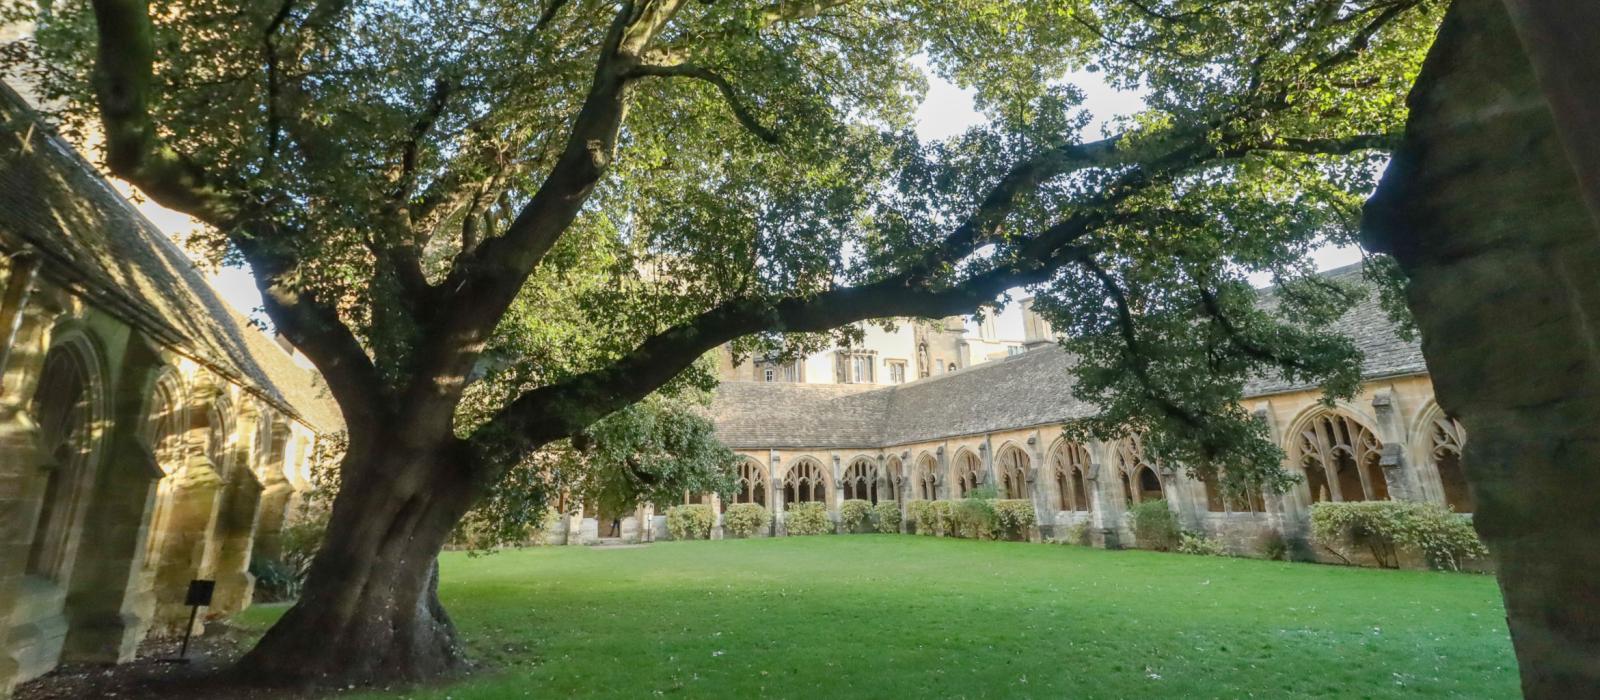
[648,373,1477,567]
[0,256,319,693]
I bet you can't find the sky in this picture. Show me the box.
[145,68,1362,341]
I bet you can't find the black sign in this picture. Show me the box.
[184,579,215,607]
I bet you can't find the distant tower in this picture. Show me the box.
[1020,298,1057,348]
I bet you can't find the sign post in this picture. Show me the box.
[174,579,214,662]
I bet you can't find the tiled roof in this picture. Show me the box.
[713,264,1426,449]
[0,83,342,432]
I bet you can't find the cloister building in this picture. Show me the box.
[697,264,1469,555]
[0,84,337,692]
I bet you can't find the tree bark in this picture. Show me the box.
[1363,0,1600,696]
[233,434,479,686]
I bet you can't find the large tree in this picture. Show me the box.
[1364,0,1600,695]
[7,0,1440,686]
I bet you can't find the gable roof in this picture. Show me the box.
[0,82,341,432]
[712,264,1426,450]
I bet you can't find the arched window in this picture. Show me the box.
[142,375,185,567]
[1295,412,1387,502]
[1050,441,1092,511]
[1137,466,1164,503]
[952,451,982,497]
[201,396,234,471]
[885,457,904,501]
[783,459,828,507]
[726,459,767,511]
[842,458,879,504]
[27,342,100,580]
[1201,474,1225,512]
[996,447,1029,499]
[1429,414,1472,512]
[1115,437,1158,505]
[914,454,939,500]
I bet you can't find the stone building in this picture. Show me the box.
[717,314,1025,386]
[701,264,1472,555]
[0,83,338,692]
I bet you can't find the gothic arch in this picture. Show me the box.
[912,452,939,500]
[951,448,982,497]
[727,458,769,511]
[1049,439,1093,511]
[994,444,1030,500]
[884,455,905,500]
[1288,409,1388,503]
[1415,403,1472,512]
[841,457,879,504]
[26,327,109,582]
[1114,436,1163,505]
[782,457,829,507]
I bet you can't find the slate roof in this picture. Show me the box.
[0,83,342,432]
[713,264,1426,450]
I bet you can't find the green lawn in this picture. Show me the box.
[239,536,1518,699]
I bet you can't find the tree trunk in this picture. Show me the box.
[233,432,479,686]
[1363,0,1600,696]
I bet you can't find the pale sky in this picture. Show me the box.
[142,68,1361,341]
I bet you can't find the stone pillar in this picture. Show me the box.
[251,478,295,564]
[1087,442,1121,549]
[0,407,44,693]
[204,471,263,617]
[148,455,223,637]
[934,445,949,500]
[57,429,162,663]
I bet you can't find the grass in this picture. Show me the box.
[237,536,1518,699]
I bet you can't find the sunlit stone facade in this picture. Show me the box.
[0,83,339,692]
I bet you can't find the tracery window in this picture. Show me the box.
[1429,413,1471,512]
[996,447,1029,500]
[1115,437,1162,505]
[1050,441,1092,511]
[1296,412,1388,503]
[783,459,828,506]
[835,351,875,383]
[28,344,98,580]
[953,451,982,497]
[914,454,939,500]
[842,458,879,504]
[726,459,767,511]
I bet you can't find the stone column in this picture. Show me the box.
[148,454,223,636]
[1087,442,1121,549]
[59,430,163,663]
[1026,437,1053,541]
[204,470,263,617]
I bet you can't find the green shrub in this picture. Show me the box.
[784,502,831,536]
[1177,531,1228,556]
[907,500,950,536]
[872,501,902,533]
[1310,501,1487,570]
[992,500,1037,540]
[839,499,873,532]
[1061,521,1092,546]
[666,504,715,540]
[253,507,328,601]
[722,503,771,538]
[954,495,999,539]
[1130,499,1180,551]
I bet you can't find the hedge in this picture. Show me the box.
[839,499,873,531]
[723,503,771,538]
[784,502,831,536]
[666,504,715,541]
[1310,501,1487,570]
[1130,499,1180,551]
[872,501,902,533]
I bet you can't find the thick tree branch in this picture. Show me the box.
[88,0,388,427]
[1080,257,1204,431]
[474,252,1083,454]
[627,63,780,144]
